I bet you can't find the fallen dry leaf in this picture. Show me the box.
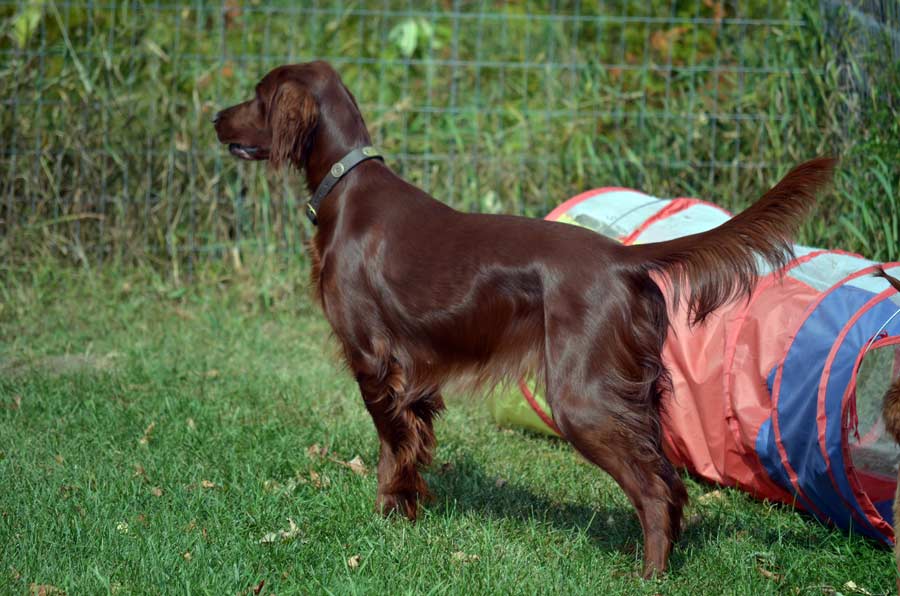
[344,455,367,476]
[258,518,302,544]
[253,579,266,595]
[138,421,156,446]
[495,477,507,488]
[347,555,361,569]
[200,480,217,489]
[6,395,21,410]
[29,585,65,596]
[204,369,219,379]
[132,463,147,478]
[150,487,163,497]
[54,454,64,465]
[757,566,783,582]
[186,418,196,431]
[308,470,330,489]
[844,581,873,595]
[307,443,328,458]
[306,443,369,478]
[451,551,480,563]
[116,521,129,534]
[306,444,368,475]
[698,489,725,504]
[182,551,192,561]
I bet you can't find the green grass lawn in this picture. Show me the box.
[0,264,895,595]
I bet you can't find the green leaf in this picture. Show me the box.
[12,0,45,48]
[389,19,419,58]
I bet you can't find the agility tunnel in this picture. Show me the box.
[489,187,900,544]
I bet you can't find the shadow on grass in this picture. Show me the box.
[424,454,860,575]
[427,455,646,557]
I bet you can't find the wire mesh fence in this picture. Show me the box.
[1,1,898,267]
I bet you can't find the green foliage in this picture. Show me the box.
[387,17,448,59]
[0,0,897,266]
[10,0,45,48]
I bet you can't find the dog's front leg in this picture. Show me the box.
[357,370,444,521]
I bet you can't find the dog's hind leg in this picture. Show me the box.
[551,382,687,578]
[353,340,444,521]
[548,368,687,577]
[543,280,687,578]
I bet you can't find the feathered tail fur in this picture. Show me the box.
[623,157,837,324]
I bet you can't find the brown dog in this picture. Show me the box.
[214,61,835,577]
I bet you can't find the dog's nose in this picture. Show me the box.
[211,111,222,124]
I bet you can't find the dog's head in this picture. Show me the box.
[213,61,363,171]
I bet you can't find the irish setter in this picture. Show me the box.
[214,61,835,577]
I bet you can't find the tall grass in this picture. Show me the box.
[0,0,897,269]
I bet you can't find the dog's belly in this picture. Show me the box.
[392,269,547,394]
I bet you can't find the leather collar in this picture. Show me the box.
[306,146,383,225]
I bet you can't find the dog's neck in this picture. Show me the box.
[302,101,373,195]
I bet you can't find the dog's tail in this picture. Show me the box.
[622,157,837,324]
[874,268,900,444]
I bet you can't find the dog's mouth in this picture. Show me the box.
[228,143,267,160]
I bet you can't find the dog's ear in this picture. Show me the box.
[269,81,318,170]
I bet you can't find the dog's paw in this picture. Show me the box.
[376,491,420,521]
